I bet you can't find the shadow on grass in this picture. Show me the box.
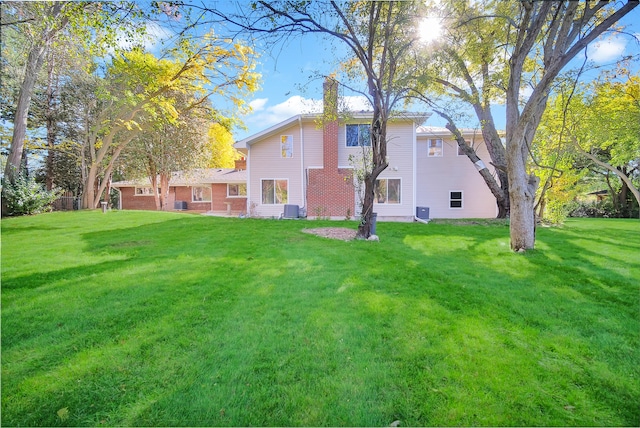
[1,259,131,291]
[2,215,638,426]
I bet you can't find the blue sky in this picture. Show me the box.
[229,8,640,141]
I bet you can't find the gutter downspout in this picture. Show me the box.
[247,146,251,216]
[413,123,429,225]
[299,115,306,216]
[414,216,430,224]
[413,121,417,223]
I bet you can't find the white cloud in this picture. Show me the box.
[249,98,269,112]
[587,35,627,63]
[239,94,372,139]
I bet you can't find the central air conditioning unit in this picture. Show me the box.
[174,201,187,210]
[416,206,430,220]
[283,204,299,219]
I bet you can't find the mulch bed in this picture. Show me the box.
[301,227,358,241]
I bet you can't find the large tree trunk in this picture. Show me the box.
[356,109,388,239]
[45,50,57,191]
[4,43,47,183]
[507,149,540,251]
[82,166,98,209]
[159,173,170,211]
[3,3,68,183]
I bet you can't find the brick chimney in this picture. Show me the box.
[323,77,339,171]
[306,77,355,218]
[234,157,246,171]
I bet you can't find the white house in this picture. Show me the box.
[235,79,498,221]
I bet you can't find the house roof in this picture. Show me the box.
[235,111,431,149]
[416,126,482,137]
[416,126,506,139]
[111,168,246,187]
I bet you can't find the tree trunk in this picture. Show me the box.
[45,50,57,191]
[82,166,98,209]
[159,173,170,210]
[151,174,161,211]
[4,3,68,183]
[356,109,388,239]
[508,152,540,251]
[358,176,376,237]
[4,43,47,183]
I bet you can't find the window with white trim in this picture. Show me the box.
[192,186,212,202]
[427,139,443,157]
[450,191,463,209]
[281,135,293,158]
[346,124,371,147]
[227,183,247,197]
[261,179,288,204]
[135,187,160,196]
[375,178,401,204]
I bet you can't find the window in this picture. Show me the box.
[192,186,212,202]
[427,139,443,157]
[450,191,463,209]
[261,179,288,204]
[375,178,401,204]
[227,183,247,197]
[346,124,371,147]
[135,187,159,196]
[281,135,293,158]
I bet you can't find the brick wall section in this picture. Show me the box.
[121,185,246,213]
[120,187,158,210]
[306,78,355,218]
[212,184,246,213]
[307,168,354,218]
[174,186,209,212]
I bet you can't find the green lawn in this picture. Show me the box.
[2,211,638,426]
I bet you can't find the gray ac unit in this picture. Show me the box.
[283,204,299,219]
[174,201,187,210]
[416,206,430,220]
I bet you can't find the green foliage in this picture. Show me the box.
[1,173,62,216]
[568,199,639,219]
[2,211,639,426]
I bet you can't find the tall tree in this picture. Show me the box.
[193,0,425,238]
[118,92,213,211]
[414,0,638,250]
[81,36,259,209]
[207,122,241,169]
[571,72,640,217]
[0,1,145,183]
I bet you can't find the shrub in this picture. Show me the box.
[568,200,621,218]
[2,174,62,216]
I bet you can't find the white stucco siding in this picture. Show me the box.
[248,123,304,217]
[416,137,497,219]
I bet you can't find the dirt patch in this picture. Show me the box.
[301,227,357,241]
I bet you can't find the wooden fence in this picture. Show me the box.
[52,191,81,211]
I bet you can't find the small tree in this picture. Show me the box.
[2,169,62,216]
[195,0,426,238]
